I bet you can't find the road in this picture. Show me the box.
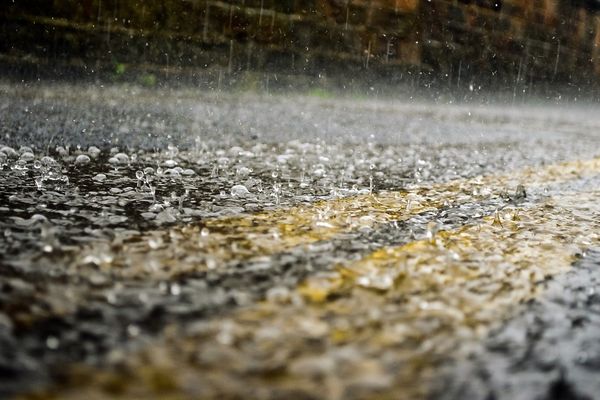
[1,82,600,399]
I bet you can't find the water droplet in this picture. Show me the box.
[20,152,35,162]
[0,146,17,159]
[88,146,101,158]
[170,283,181,296]
[148,235,164,249]
[35,176,43,190]
[230,184,251,198]
[56,146,68,157]
[426,221,440,244]
[206,257,217,270]
[514,184,527,200]
[236,166,252,177]
[127,324,141,337]
[46,336,60,350]
[93,173,107,182]
[41,156,57,167]
[12,160,28,170]
[182,168,195,176]
[75,154,91,166]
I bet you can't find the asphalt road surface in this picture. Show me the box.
[1,82,600,399]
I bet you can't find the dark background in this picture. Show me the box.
[2,0,600,96]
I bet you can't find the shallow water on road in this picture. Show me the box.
[2,83,600,399]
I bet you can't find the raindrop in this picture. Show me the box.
[231,184,251,198]
[41,156,57,166]
[127,324,141,337]
[35,177,43,190]
[93,173,107,182]
[46,336,60,350]
[75,154,91,166]
[0,146,17,159]
[56,146,68,157]
[237,166,252,177]
[88,146,101,158]
[147,235,164,249]
[426,221,440,244]
[13,160,28,170]
[20,152,35,162]
[514,184,527,200]
[170,283,181,296]
[182,168,195,176]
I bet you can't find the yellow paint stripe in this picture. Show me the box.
[83,157,600,279]
[35,186,600,399]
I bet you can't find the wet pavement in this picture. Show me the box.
[434,246,600,400]
[1,82,600,399]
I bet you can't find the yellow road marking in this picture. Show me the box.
[79,157,600,279]
[33,185,600,400]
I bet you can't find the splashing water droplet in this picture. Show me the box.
[426,221,440,244]
[230,184,251,198]
[75,154,91,166]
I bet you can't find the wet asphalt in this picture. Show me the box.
[433,247,600,400]
[1,81,600,399]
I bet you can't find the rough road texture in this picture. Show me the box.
[434,248,600,400]
[2,81,600,399]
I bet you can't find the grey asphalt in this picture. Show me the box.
[1,81,600,399]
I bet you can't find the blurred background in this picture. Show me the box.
[2,0,600,99]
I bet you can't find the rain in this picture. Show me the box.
[2,1,600,399]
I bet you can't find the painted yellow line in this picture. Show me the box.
[34,186,600,400]
[78,157,600,279]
